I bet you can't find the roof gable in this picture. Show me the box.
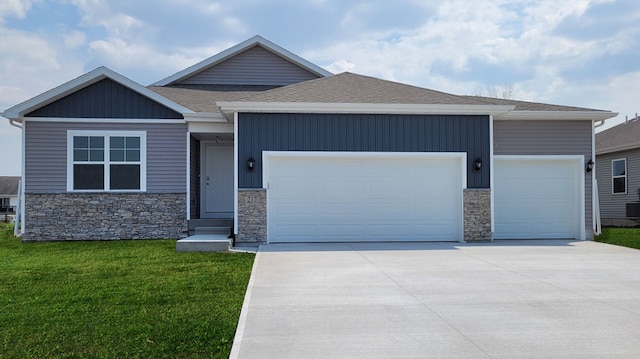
[596,116,640,154]
[2,67,192,120]
[27,78,183,119]
[153,35,332,86]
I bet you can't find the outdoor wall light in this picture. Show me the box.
[474,157,482,172]
[247,157,256,172]
[586,159,594,173]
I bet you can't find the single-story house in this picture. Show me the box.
[2,35,617,243]
[595,116,640,227]
[0,176,20,214]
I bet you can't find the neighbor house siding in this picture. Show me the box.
[177,46,320,86]
[24,121,187,193]
[493,120,593,232]
[238,113,490,188]
[25,78,183,119]
[596,148,640,219]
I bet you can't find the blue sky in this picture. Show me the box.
[1,0,639,175]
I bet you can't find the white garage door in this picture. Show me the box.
[265,152,464,243]
[494,157,583,239]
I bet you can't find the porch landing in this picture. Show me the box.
[177,219,233,252]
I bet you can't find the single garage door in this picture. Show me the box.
[494,157,583,239]
[265,152,464,243]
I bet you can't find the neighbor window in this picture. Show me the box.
[68,131,146,191]
[612,158,626,194]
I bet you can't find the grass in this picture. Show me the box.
[0,223,255,358]
[595,227,640,250]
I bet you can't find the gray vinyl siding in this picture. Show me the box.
[178,46,321,86]
[238,113,490,189]
[26,79,183,119]
[494,120,593,233]
[24,121,187,193]
[596,149,640,219]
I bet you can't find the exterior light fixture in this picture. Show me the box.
[474,157,482,172]
[586,159,594,172]
[247,157,256,172]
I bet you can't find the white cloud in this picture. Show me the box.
[0,0,33,22]
[63,30,87,49]
[326,59,356,73]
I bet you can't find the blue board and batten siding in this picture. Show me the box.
[177,46,321,86]
[25,78,183,119]
[24,122,187,193]
[238,113,491,188]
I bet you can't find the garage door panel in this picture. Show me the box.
[494,158,581,240]
[267,154,463,243]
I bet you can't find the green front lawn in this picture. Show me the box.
[595,227,640,250]
[0,223,254,358]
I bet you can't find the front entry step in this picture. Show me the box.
[176,233,231,252]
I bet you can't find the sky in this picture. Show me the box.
[0,0,639,175]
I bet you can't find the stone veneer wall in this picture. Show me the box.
[237,189,267,243]
[463,189,492,241]
[23,193,186,241]
[601,218,639,227]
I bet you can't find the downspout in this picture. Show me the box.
[592,120,601,236]
[4,115,24,236]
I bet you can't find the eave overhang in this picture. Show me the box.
[495,110,618,121]
[216,102,515,120]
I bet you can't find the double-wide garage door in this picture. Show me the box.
[266,153,464,243]
[493,157,583,239]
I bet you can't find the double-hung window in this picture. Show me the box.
[612,158,626,194]
[68,131,146,192]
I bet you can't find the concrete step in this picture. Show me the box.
[194,226,230,235]
[188,218,233,231]
[176,234,230,252]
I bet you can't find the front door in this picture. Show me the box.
[201,144,234,218]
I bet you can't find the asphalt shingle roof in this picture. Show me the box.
[0,176,20,196]
[461,96,603,112]
[148,85,279,113]
[596,116,640,154]
[232,72,489,105]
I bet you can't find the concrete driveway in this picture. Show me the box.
[230,240,640,358]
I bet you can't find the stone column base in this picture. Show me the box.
[237,189,267,243]
[463,189,492,241]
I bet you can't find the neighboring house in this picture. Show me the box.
[595,116,640,227]
[2,35,617,243]
[0,176,20,214]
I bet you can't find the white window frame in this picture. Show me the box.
[67,130,147,192]
[612,158,627,195]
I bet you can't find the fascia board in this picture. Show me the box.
[496,110,618,121]
[3,66,193,119]
[216,102,515,116]
[596,143,640,155]
[152,35,332,86]
[183,112,228,123]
